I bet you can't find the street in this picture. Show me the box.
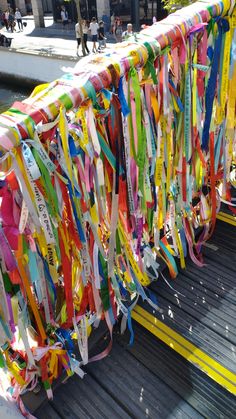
[0,15,117,58]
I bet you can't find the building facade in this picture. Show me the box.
[52,0,166,26]
[1,0,166,29]
[0,0,52,15]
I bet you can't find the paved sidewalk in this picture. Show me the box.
[0,15,118,58]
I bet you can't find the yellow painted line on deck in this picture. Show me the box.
[217,211,236,226]
[132,305,236,395]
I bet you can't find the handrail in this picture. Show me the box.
[0,0,234,149]
[0,0,235,410]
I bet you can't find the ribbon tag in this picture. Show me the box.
[22,143,41,180]
[19,199,29,234]
[81,242,91,282]
[69,356,86,379]
[32,183,55,244]
[72,317,88,365]
[28,132,56,173]
[11,153,41,229]
[46,245,58,284]
[18,312,36,367]
[96,157,105,186]
[88,106,101,156]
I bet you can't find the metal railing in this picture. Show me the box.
[0,0,235,410]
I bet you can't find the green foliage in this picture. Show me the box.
[162,0,195,13]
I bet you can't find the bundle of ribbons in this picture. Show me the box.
[0,0,235,413]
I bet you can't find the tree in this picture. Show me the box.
[162,0,196,13]
[31,0,45,28]
[74,0,86,56]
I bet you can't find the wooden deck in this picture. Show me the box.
[35,322,236,418]
[31,219,236,418]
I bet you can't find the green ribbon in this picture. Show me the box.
[99,252,110,311]
[129,67,147,207]
[184,64,191,161]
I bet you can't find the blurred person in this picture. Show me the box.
[89,17,99,53]
[75,19,90,56]
[97,20,106,51]
[110,12,115,33]
[61,6,68,28]
[115,16,122,42]
[15,8,23,31]
[75,19,82,56]
[4,10,9,30]
[122,23,133,41]
[82,20,90,53]
[8,11,15,32]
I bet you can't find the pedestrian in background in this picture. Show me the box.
[61,6,68,28]
[75,19,82,56]
[110,12,115,33]
[15,8,23,31]
[4,10,9,30]
[8,11,15,32]
[89,17,99,53]
[115,16,122,42]
[97,20,106,51]
[82,20,90,54]
[75,19,90,56]
[122,23,133,41]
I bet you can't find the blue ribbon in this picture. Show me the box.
[101,88,113,102]
[127,309,134,346]
[118,77,130,117]
[179,228,187,258]
[202,18,229,150]
[169,79,184,112]
[36,245,57,304]
[55,327,74,355]
[214,123,224,174]
[69,134,79,157]
[159,241,178,277]
[66,177,86,243]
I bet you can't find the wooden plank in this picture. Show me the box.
[36,403,62,419]
[117,324,236,419]
[86,342,203,419]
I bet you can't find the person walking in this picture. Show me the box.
[110,12,115,34]
[4,10,9,30]
[82,20,90,54]
[75,20,82,56]
[15,8,23,31]
[61,6,68,28]
[115,17,123,42]
[75,19,89,56]
[89,17,99,53]
[8,11,15,33]
[97,20,106,51]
